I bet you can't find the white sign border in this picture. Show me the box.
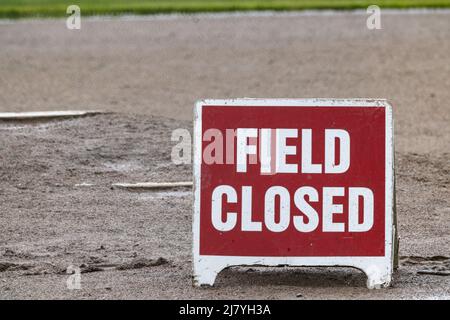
[193,98,394,289]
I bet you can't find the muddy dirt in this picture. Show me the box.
[0,113,448,299]
[0,11,449,299]
[0,12,449,159]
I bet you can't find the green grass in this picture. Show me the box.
[1,0,449,18]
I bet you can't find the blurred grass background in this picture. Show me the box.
[1,0,449,18]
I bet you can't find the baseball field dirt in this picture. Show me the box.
[0,11,449,299]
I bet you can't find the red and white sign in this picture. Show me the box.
[193,99,394,289]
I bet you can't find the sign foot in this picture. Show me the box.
[362,265,392,289]
[193,263,223,287]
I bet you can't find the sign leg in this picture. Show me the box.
[193,260,224,287]
[361,265,392,289]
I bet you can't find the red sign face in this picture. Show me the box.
[198,102,387,257]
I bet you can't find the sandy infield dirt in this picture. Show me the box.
[0,11,449,299]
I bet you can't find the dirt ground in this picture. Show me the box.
[0,11,449,299]
[0,113,448,299]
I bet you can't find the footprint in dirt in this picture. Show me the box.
[400,255,450,276]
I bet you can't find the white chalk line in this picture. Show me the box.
[75,182,192,199]
[0,110,106,120]
[111,182,193,198]
[74,183,96,187]
[112,182,193,190]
